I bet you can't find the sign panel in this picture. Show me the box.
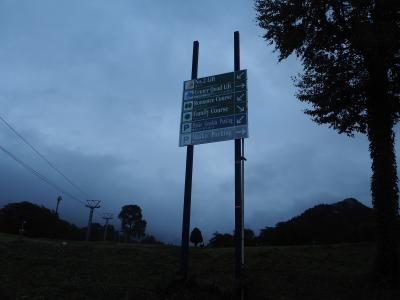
[179,70,248,146]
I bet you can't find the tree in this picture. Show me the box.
[233,228,256,246]
[0,201,83,240]
[140,234,162,244]
[244,228,256,246]
[118,205,147,242]
[81,222,105,241]
[255,0,400,283]
[208,232,234,248]
[133,219,147,240]
[190,227,203,247]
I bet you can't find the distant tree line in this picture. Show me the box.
[258,198,377,246]
[2,198,397,247]
[0,201,161,244]
[207,198,399,247]
[208,229,256,248]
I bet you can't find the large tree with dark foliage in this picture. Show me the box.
[255,0,400,283]
[118,205,147,242]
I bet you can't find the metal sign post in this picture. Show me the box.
[234,30,244,296]
[180,40,199,279]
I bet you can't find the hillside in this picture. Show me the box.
[0,233,399,300]
[259,198,375,245]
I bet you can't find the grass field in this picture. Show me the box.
[0,233,399,300]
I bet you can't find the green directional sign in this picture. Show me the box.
[179,70,248,146]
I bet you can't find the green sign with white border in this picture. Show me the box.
[179,70,248,146]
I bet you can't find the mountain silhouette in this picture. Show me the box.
[258,198,375,245]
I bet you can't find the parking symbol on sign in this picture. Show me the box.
[181,123,192,133]
[181,134,192,146]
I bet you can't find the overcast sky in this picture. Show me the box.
[0,0,390,243]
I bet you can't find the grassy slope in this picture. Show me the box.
[0,233,399,300]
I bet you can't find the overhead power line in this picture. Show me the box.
[0,144,86,206]
[0,116,111,221]
[0,142,107,221]
[0,115,90,198]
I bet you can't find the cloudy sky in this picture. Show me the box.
[0,0,385,243]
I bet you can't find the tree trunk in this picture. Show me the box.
[367,64,399,285]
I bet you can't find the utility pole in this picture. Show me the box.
[102,213,113,241]
[85,200,101,241]
[55,195,62,216]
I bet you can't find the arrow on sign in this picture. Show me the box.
[235,83,246,89]
[236,104,245,113]
[235,128,247,136]
[236,72,245,80]
[236,115,246,124]
[236,93,245,102]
